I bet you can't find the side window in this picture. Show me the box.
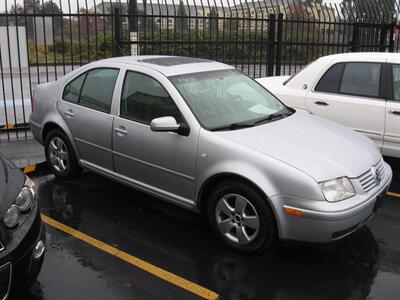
[392,65,400,101]
[79,68,119,113]
[62,73,86,103]
[314,63,345,93]
[340,63,381,98]
[121,71,181,124]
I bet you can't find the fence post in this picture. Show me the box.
[275,13,283,76]
[389,22,396,53]
[351,23,359,52]
[113,7,122,57]
[267,14,276,77]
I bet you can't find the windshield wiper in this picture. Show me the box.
[254,112,293,125]
[212,122,255,131]
[212,111,293,131]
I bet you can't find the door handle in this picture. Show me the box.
[389,109,400,116]
[314,101,329,106]
[64,109,74,117]
[114,126,128,135]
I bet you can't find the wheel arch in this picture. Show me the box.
[197,173,276,216]
[42,119,81,160]
[197,172,281,240]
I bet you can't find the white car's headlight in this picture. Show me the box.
[320,177,355,202]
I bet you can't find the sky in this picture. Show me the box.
[0,0,343,13]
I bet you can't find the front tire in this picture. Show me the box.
[207,181,277,254]
[44,129,81,179]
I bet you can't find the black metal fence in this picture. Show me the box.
[1,0,400,140]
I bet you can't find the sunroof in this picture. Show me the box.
[138,57,210,66]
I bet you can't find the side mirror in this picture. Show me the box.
[150,116,180,133]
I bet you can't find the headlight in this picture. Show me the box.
[320,177,355,202]
[2,177,36,229]
[15,187,34,212]
[3,205,21,229]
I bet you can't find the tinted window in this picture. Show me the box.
[392,65,400,101]
[315,63,344,93]
[121,71,181,124]
[340,63,381,98]
[79,68,119,113]
[62,73,86,103]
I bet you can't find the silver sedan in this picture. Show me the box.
[30,56,392,253]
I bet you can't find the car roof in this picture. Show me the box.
[97,55,234,76]
[318,52,400,63]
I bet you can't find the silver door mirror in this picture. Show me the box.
[150,116,180,132]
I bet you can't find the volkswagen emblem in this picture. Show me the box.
[371,167,381,184]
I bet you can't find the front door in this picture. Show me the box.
[58,67,120,170]
[112,70,198,204]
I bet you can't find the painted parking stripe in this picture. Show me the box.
[41,214,219,300]
[23,165,36,174]
[387,192,400,198]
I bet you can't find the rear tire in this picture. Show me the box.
[44,129,81,179]
[207,181,277,254]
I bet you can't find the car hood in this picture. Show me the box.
[214,111,381,182]
[0,155,24,217]
[256,76,290,92]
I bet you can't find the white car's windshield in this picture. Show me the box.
[169,69,292,130]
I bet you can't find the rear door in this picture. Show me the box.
[58,67,120,170]
[306,61,386,149]
[384,64,400,157]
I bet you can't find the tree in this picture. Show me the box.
[24,0,41,13]
[176,1,188,32]
[42,1,63,36]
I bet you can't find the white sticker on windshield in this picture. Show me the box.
[248,104,275,114]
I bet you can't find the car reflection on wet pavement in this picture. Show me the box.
[14,158,400,300]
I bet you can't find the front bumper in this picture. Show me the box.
[271,162,393,243]
[0,203,45,299]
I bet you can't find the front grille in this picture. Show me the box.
[0,263,11,300]
[358,159,385,192]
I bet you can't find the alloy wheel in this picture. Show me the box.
[48,137,69,173]
[215,193,260,244]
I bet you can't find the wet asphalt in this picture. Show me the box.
[12,158,400,300]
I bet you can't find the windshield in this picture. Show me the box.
[283,60,315,85]
[169,69,291,130]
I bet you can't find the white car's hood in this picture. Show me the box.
[215,111,381,182]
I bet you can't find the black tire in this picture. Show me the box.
[207,180,277,254]
[44,129,81,179]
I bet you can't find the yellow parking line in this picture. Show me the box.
[3,124,15,129]
[23,165,36,174]
[387,191,400,198]
[41,214,219,300]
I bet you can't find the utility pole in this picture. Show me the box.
[128,0,139,55]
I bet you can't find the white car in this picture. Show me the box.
[257,53,400,158]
